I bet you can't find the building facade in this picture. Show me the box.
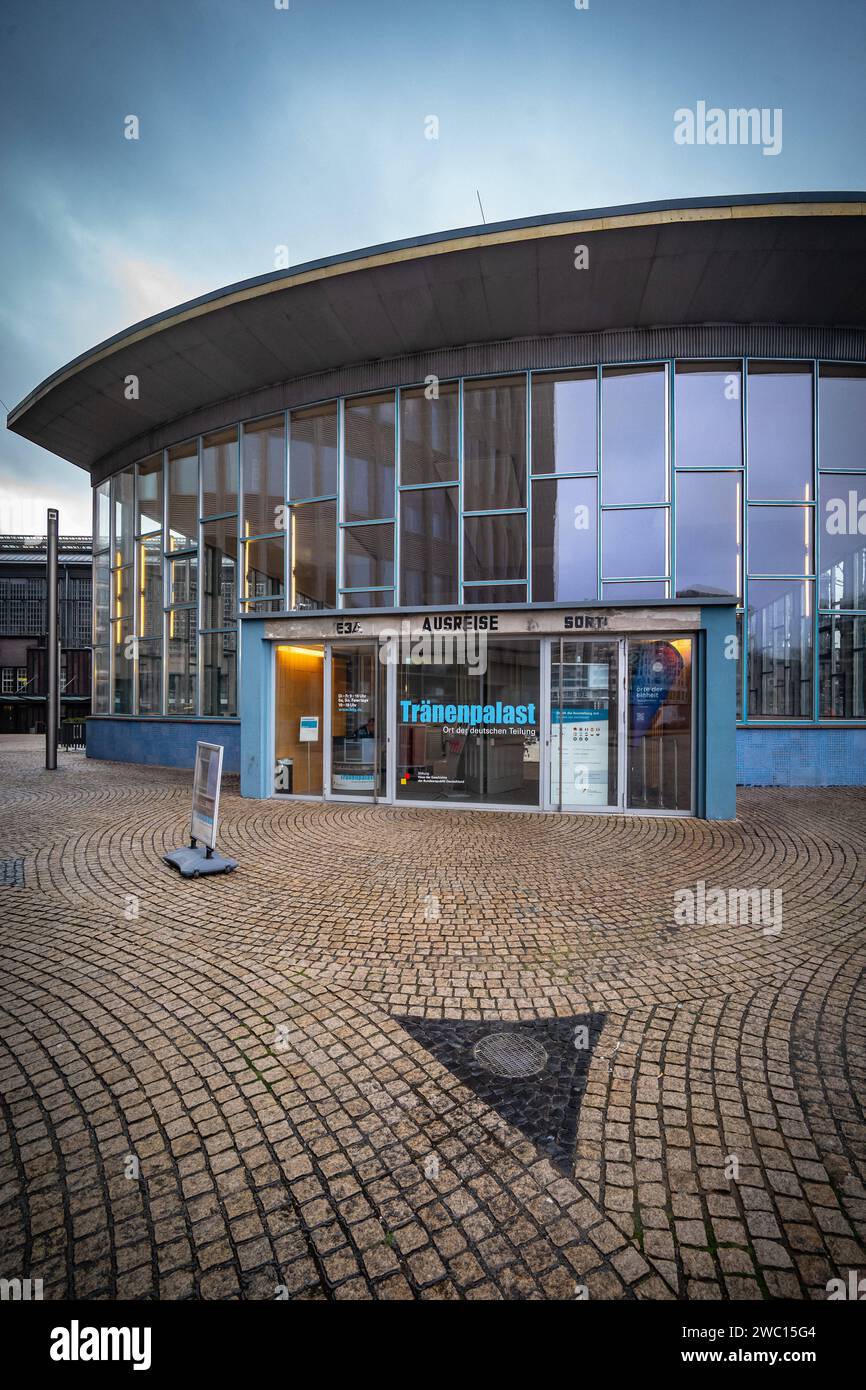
[8,194,866,810]
[0,535,92,734]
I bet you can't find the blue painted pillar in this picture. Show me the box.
[700,604,738,819]
[239,618,273,798]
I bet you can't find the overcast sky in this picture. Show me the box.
[2,0,865,533]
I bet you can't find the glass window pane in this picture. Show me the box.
[748,505,813,576]
[532,476,597,602]
[747,362,813,500]
[602,507,666,578]
[113,563,134,636]
[819,613,866,718]
[138,639,162,715]
[138,536,163,638]
[344,393,395,521]
[113,617,133,714]
[202,518,238,628]
[400,487,458,605]
[400,383,458,485]
[819,364,866,472]
[396,639,539,805]
[674,362,742,469]
[291,500,336,610]
[242,415,284,538]
[112,468,135,565]
[244,535,284,602]
[330,645,386,796]
[290,402,338,500]
[202,428,238,518]
[550,640,619,807]
[343,523,394,590]
[202,630,237,717]
[93,645,110,713]
[463,376,526,510]
[93,551,111,648]
[602,365,667,504]
[169,553,197,605]
[168,442,198,550]
[463,583,527,604]
[627,638,692,811]
[340,589,395,608]
[602,581,668,599]
[136,454,163,535]
[531,370,597,475]
[464,512,526,582]
[747,578,813,718]
[818,473,866,609]
[167,607,196,714]
[94,481,110,553]
[676,472,741,598]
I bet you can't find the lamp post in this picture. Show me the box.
[46,508,59,770]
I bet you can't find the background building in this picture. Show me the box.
[0,534,92,734]
[7,194,866,798]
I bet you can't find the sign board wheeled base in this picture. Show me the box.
[163,741,238,878]
[163,841,238,879]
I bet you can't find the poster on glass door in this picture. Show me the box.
[550,707,609,806]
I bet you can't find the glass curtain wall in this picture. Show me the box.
[93,359,866,727]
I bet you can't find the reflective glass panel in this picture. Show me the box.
[93,551,111,648]
[627,638,692,811]
[340,589,395,608]
[531,370,597,475]
[400,383,459,485]
[168,442,198,550]
[138,535,163,638]
[291,500,336,610]
[202,630,237,717]
[748,505,812,576]
[112,468,135,566]
[202,518,238,628]
[167,607,196,714]
[601,365,667,505]
[463,583,527,604]
[242,415,284,538]
[202,428,238,518]
[113,616,133,714]
[532,476,597,602]
[464,512,526,582]
[138,639,162,715]
[819,364,866,472]
[400,487,458,605]
[819,614,866,718]
[244,535,284,602]
[290,403,338,500]
[94,481,110,553]
[676,472,741,598]
[93,645,110,714]
[602,507,666,578]
[602,581,668,599]
[136,454,163,535]
[747,362,813,499]
[463,376,526,510]
[747,578,813,718]
[343,523,394,590]
[330,644,386,797]
[169,553,197,606]
[344,393,395,522]
[818,473,866,609]
[674,362,742,469]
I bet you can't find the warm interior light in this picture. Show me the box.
[277,644,324,659]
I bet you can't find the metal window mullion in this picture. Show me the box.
[742,361,750,719]
[394,387,401,604]
[161,449,169,717]
[525,370,532,603]
[458,377,464,600]
[667,360,674,593]
[812,361,820,721]
[337,397,345,607]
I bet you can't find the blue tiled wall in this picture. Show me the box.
[86,719,240,773]
[736,728,866,786]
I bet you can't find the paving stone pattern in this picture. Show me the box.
[0,743,864,1301]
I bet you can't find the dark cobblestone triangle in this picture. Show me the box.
[398,1014,605,1175]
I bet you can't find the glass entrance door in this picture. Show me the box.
[627,638,693,812]
[548,639,621,810]
[328,643,388,799]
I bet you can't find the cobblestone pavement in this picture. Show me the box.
[1,744,864,1301]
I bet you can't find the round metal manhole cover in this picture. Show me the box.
[473,1032,548,1078]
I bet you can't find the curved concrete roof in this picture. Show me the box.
[8,192,866,473]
